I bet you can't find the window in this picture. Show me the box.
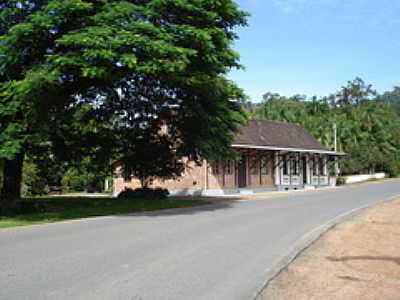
[260,157,269,175]
[123,172,132,183]
[312,157,318,175]
[224,160,233,175]
[212,160,220,175]
[292,158,300,175]
[250,157,259,175]
[283,156,289,175]
[319,157,326,176]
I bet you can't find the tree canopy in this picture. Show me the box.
[377,86,400,115]
[0,0,248,208]
[250,78,400,176]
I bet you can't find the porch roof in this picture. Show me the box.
[233,120,344,156]
[231,144,344,155]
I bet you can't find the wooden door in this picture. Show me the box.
[238,155,247,188]
[302,157,307,184]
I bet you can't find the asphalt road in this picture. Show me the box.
[1,180,400,300]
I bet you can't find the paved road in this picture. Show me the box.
[1,180,400,300]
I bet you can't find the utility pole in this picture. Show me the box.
[333,123,339,177]
[333,123,337,152]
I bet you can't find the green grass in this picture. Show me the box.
[0,196,209,229]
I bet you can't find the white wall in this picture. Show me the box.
[345,173,386,184]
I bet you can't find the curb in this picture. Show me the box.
[253,193,400,300]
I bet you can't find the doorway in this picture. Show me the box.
[302,157,307,184]
[238,155,247,188]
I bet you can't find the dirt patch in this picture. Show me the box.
[259,198,400,300]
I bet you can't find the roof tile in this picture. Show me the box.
[234,120,329,151]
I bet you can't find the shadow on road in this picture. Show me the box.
[115,198,237,218]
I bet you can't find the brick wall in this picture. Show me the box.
[113,150,276,195]
[113,160,207,194]
[246,152,274,188]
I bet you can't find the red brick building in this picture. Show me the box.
[113,120,341,196]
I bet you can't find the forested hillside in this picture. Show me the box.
[248,78,400,176]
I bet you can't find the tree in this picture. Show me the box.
[377,86,400,115]
[332,77,376,108]
[0,0,248,210]
[61,158,108,193]
[251,78,400,177]
[118,129,185,188]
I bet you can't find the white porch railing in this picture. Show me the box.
[282,175,301,186]
[291,176,301,185]
[319,176,329,185]
[282,176,290,185]
[312,176,329,185]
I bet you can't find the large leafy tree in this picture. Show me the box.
[0,0,247,209]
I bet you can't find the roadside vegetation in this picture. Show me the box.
[1,2,399,218]
[0,196,208,229]
[0,1,248,212]
[244,78,400,177]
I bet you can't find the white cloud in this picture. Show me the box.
[272,0,338,14]
[272,0,308,13]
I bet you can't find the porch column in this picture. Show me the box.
[323,156,328,176]
[204,160,209,190]
[274,152,280,186]
[305,154,311,185]
[309,154,314,185]
[334,156,339,176]
[317,155,321,186]
[246,153,250,187]
[289,155,292,186]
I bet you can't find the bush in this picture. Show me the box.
[117,187,169,200]
[61,166,105,193]
[382,155,400,178]
[336,176,347,186]
[61,167,87,192]
[22,161,48,196]
[86,179,103,193]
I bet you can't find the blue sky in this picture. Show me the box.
[229,0,400,102]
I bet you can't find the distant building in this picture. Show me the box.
[114,120,342,196]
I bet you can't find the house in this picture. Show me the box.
[113,120,342,196]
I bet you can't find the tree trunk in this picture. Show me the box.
[0,153,24,211]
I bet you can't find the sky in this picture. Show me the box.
[229,0,400,102]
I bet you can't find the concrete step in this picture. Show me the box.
[239,189,254,195]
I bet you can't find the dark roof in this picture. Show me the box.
[233,120,329,151]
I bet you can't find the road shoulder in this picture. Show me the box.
[258,198,400,300]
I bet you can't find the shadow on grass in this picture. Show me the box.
[0,196,238,228]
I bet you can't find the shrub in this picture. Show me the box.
[382,155,400,178]
[86,178,103,193]
[22,161,48,196]
[117,187,169,200]
[336,176,347,186]
[61,166,106,193]
[61,167,87,192]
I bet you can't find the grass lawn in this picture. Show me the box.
[0,196,209,229]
